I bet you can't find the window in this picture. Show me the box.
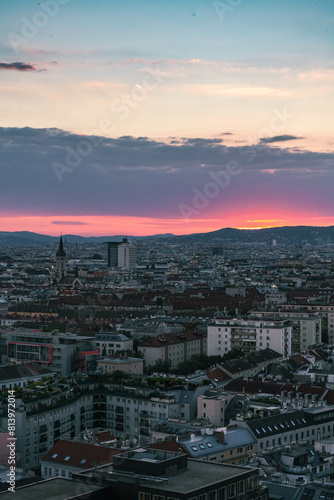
[209,492,217,500]
[237,447,243,454]
[228,484,236,497]
[247,444,253,451]
[139,494,151,500]
[218,487,226,500]
[246,477,254,491]
[237,481,245,494]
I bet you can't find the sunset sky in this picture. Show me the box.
[0,0,333,236]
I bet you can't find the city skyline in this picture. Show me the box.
[1,0,333,236]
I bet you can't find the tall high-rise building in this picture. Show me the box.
[118,238,137,269]
[107,241,120,267]
[56,235,66,280]
[107,238,137,270]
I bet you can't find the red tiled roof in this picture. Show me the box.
[139,329,206,347]
[42,439,122,468]
[94,431,116,443]
[206,367,231,383]
[148,439,184,453]
[225,378,330,400]
[291,354,310,366]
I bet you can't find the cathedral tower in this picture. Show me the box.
[56,235,67,280]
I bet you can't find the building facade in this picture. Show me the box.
[7,329,98,376]
[107,238,137,270]
[138,330,207,369]
[281,303,334,343]
[94,332,133,357]
[207,318,292,357]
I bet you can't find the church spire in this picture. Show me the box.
[56,234,67,281]
[56,234,66,257]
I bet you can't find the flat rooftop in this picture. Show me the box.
[110,459,257,494]
[0,477,103,500]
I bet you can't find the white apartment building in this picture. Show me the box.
[0,381,206,471]
[118,239,137,270]
[252,311,321,353]
[93,332,133,357]
[207,318,291,358]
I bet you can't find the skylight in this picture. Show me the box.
[64,456,70,461]
[191,446,198,451]
[51,454,58,459]
[80,459,87,464]
[199,444,206,450]
[207,443,213,448]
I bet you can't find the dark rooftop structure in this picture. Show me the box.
[0,477,104,500]
[105,448,267,500]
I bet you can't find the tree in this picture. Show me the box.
[146,358,172,374]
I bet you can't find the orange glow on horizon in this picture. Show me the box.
[1,214,334,237]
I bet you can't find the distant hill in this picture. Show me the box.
[0,226,334,246]
[177,225,334,244]
[0,231,175,246]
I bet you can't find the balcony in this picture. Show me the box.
[283,465,310,474]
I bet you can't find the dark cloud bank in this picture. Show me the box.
[0,127,333,218]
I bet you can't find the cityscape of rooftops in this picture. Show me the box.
[1,1,334,499]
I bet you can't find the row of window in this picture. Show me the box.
[138,477,261,500]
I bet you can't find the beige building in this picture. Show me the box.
[138,330,207,369]
[98,356,144,375]
[197,393,235,426]
[279,312,321,352]
[281,303,334,343]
